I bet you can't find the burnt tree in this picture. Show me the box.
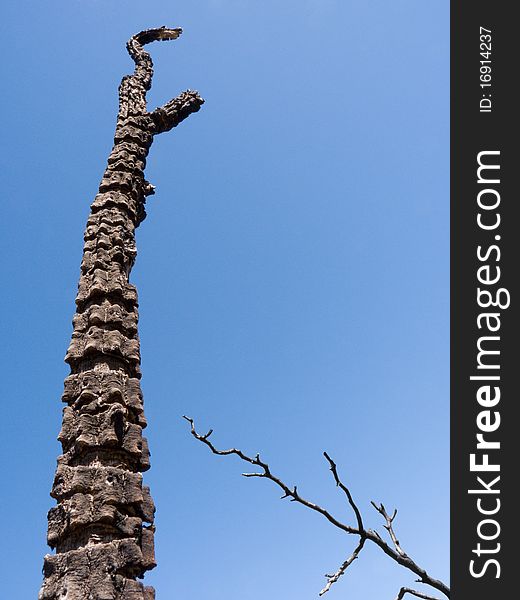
[39,27,203,600]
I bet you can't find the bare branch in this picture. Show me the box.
[323,451,364,532]
[319,538,366,596]
[127,26,183,91]
[395,587,443,600]
[184,417,450,599]
[371,501,407,557]
[182,416,358,535]
[118,26,203,125]
[150,90,204,134]
[366,531,449,598]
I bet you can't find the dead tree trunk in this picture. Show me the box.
[39,27,203,600]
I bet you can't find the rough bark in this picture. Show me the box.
[39,27,203,600]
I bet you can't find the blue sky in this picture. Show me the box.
[0,1,449,598]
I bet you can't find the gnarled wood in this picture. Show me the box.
[40,27,203,600]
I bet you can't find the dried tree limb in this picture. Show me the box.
[366,525,449,597]
[184,417,450,599]
[127,26,183,90]
[318,538,366,596]
[323,451,364,532]
[182,416,359,535]
[371,501,407,557]
[118,26,204,130]
[150,90,205,134]
[395,587,443,600]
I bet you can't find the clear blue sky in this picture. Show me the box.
[0,1,448,598]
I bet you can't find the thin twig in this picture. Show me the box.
[182,416,358,534]
[319,538,366,596]
[323,452,364,532]
[395,587,443,600]
[371,501,407,557]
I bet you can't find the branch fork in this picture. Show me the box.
[183,416,450,599]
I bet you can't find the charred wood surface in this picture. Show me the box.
[40,27,203,599]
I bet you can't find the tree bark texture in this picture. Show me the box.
[39,27,203,600]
